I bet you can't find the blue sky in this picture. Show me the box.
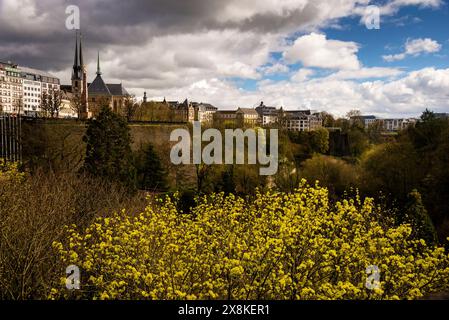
[222,1,449,117]
[256,4,449,84]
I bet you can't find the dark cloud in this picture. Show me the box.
[0,0,349,72]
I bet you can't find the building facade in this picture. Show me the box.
[281,110,323,132]
[192,103,218,123]
[352,115,417,132]
[0,61,60,116]
[22,66,60,116]
[214,110,238,126]
[168,99,195,122]
[0,62,23,114]
[256,102,279,126]
[236,108,259,126]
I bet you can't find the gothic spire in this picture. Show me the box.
[96,51,102,76]
[72,31,80,80]
[79,32,84,67]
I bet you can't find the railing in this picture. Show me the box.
[0,112,22,163]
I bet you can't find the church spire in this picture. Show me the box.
[74,31,79,67]
[72,31,79,80]
[79,32,84,67]
[96,51,102,76]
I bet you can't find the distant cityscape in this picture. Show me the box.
[1,32,448,133]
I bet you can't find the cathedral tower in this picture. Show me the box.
[71,31,89,119]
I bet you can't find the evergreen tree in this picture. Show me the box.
[136,144,167,192]
[82,106,136,191]
[404,190,438,245]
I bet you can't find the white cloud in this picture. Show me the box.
[291,69,315,82]
[326,67,404,80]
[383,38,442,61]
[141,67,449,118]
[262,63,290,75]
[283,33,361,70]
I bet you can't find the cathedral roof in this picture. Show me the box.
[107,83,129,96]
[88,74,111,95]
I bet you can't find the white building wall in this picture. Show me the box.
[23,79,42,115]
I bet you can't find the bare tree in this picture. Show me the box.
[70,93,83,120]
[51,90,63,118]
[12,98,23,116]
[346,109,362,119]
[123,94,138,121]
[40,90,62,118]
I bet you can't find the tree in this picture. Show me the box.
[13,98,24,116]
[300,155,358,196]
[360,142,421,200]
[421,108,436,122]
[70,93,83,120]
[310,128,330,154]
[215,165,236,194]
[81,106,136,191]
[123,95,139,122]
[52,182,449,300]
[366,120,384,144]
[135,144,167,192]
[320,112,336,127]
[346,109,362,120]
[404,190,438,245]
[195,163,213,194]
[348,127,369,157]
[40,90,62,118]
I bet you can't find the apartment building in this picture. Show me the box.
[0,61,60,116]
[383,118,417,132]
[214,110,238,125]
[255,102,278,126]
[236,108,259,126]
[352,115,417,132]
[0,62,23,114]
[22,78,42,116]
[281,110,323,132]
[192,103,218,123]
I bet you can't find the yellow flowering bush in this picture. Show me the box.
[0,159,26,182]
[51,181,449,300]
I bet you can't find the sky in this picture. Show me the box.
[0,0,448,117]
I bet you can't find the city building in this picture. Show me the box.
[350,115,377,128]
[352,114,417,132]
[383,118,417,132]
[168,99,195,122]
[214,110,238,125]
[0,61,60,116]
[192,102,218,123]
[62,32,129,118]
[59,90,78,118]
[21,66,60,117]
[87,53,129,116]
[236,108,259,126]
[255,102,278,126]
[71,32,89,119]
[280,110,323,132]
[0,62,23,114]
